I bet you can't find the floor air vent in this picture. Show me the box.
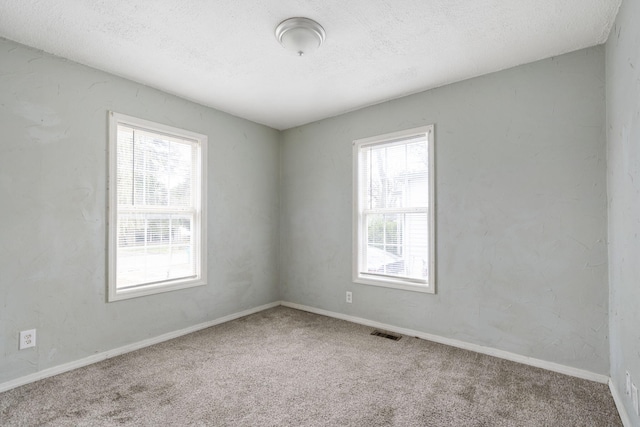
[371,330,402,341]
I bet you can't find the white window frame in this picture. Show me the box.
[352,125,435,294]
[108,112,207,301]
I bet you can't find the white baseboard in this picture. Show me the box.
[281,301,610,384]
[610,378,633,427]
[0,300,612,397]
[0,301,281,394]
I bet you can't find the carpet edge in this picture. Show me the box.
[281,301,610,384]
[0,301,281,393]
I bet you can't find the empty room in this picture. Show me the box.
[1,0,639,425]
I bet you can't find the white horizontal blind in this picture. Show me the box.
[358,134,430,284]
[116,125,198,289]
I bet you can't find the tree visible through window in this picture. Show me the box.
[108,113,207,301]
[353,125,435,293]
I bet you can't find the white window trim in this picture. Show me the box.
[352,125,436,294]
[107,112,208,302]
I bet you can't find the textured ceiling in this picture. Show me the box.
[0,1,621,130]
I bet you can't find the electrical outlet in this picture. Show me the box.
[346,291,352,304]
[19,329,36,350]
[633,383,639,416]
[627,371,632,395]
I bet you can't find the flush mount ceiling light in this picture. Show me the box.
[275,17,325,57]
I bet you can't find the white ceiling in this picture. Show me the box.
[0,1,621,130]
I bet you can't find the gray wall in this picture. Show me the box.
[0,36,613,386]
[281,47,609,374]
[607,0,640,422]
[0,39,280,383]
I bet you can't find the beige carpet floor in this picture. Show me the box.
[0,306,622,426]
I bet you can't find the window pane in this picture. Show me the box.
[117,128,134,206]
[364,212,428,282]
[364,138,428,210]
[117,127,194,209]
[384,214,401,246]
[405,141,428,207]
[368,149,384,210]
[116,213,195,289]
[367,214,384,244]
[169,142,193,207]
[403,212,429,281]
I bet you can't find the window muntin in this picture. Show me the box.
[353,126,435,293]
[108,112,207,301]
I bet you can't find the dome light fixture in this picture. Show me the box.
[275,17,325,57]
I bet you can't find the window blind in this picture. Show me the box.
[116,125,198,289]
[358,136,430,283]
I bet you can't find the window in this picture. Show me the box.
[108,112,207,301]
[353,125,435,293]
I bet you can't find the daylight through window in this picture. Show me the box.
[353,125,435,293]
[108,113,207,301]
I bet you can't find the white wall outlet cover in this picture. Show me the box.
[19,329,36,350]
[627,371,632,395]
[346,291,352,303]
[633,384,639,416]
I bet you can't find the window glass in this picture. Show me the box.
[353,126,435,293]
[108,113,207,301]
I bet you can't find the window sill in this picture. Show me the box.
[353,275,434,294]
[108,278,206,302]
